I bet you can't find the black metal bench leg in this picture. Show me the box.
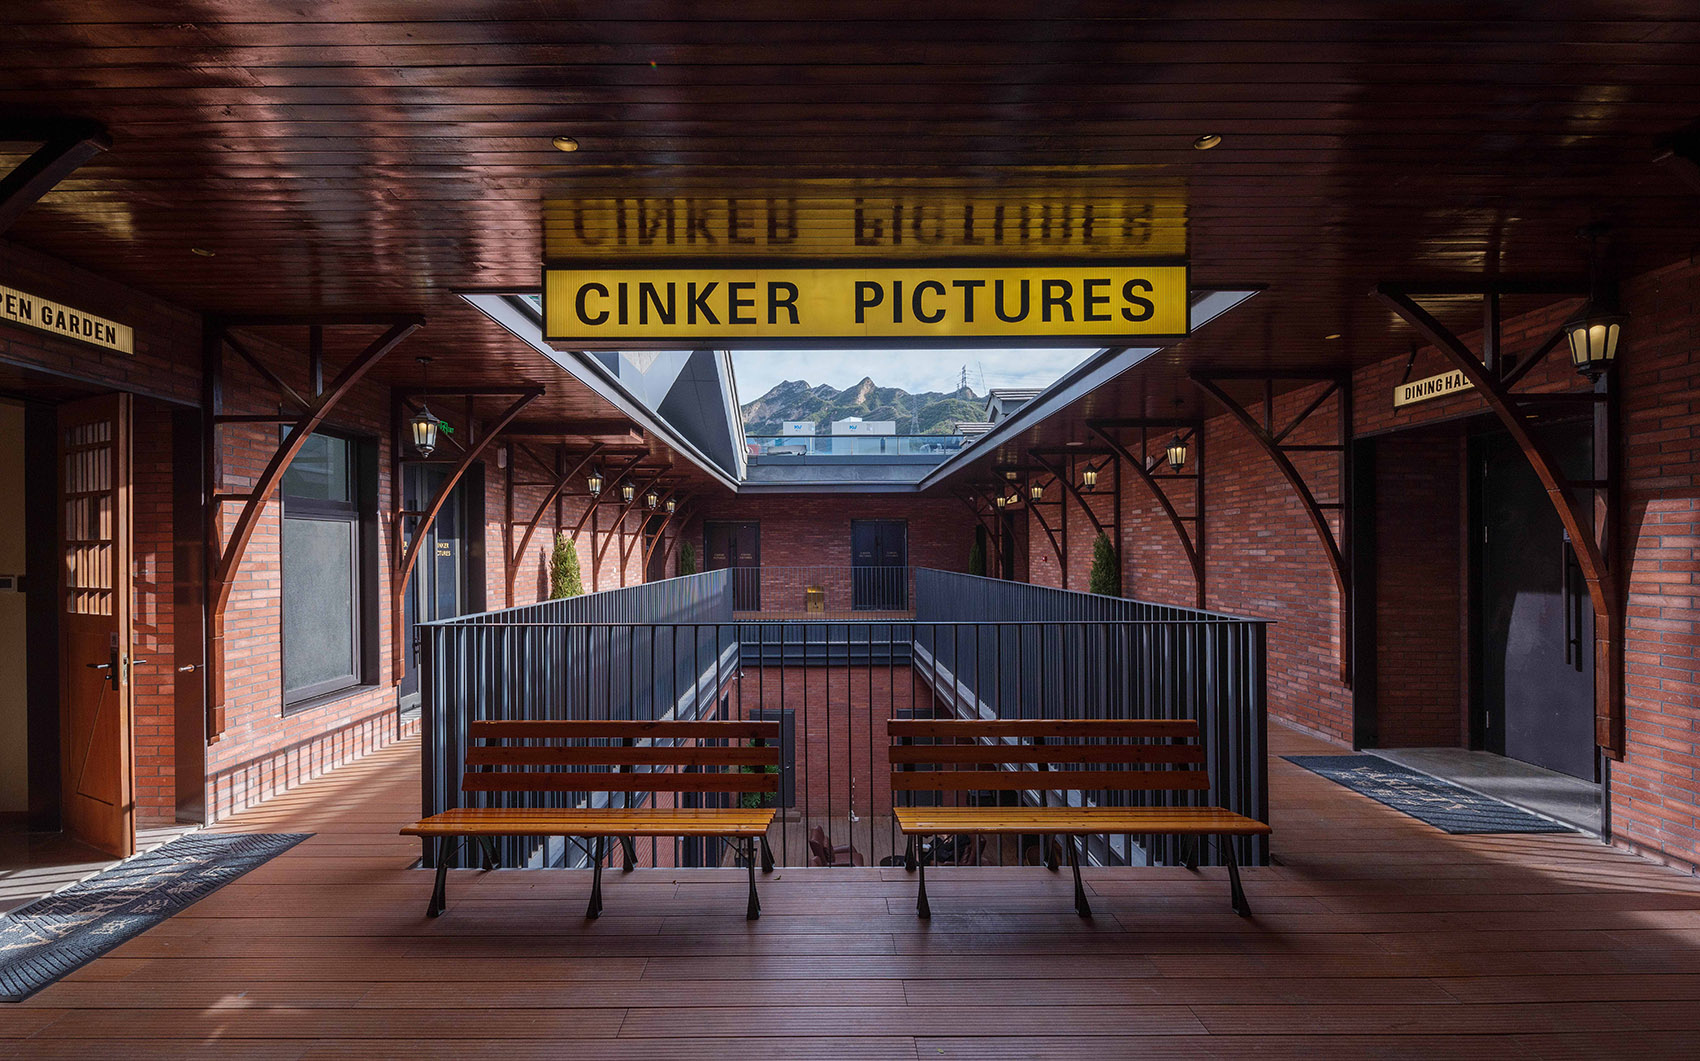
[586,837,605,920]
[478,836,499,872]
[746,839,762,920]
[427,837,451,918]
[1183,834,1199,873]
[1223,836,1251,917]
[1045,837,1060,872]
[1067,836,1092,919]
[916,840,931,919]
[760,834,775,874]
[621,836,638,872]
[903,834,917,873]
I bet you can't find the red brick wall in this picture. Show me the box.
[130,401,178,825]
[693,493,976,576]
[1609,260,1700,872]
[1371,429,1466,748]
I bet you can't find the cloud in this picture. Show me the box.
[731,348,1095,399]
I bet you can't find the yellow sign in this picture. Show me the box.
[0,283,133,354]
[542,264,1188,346]
[543,171,1188,261]
[1393,369,1473,408]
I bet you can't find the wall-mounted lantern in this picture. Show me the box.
[995,493,1010,509]
[645,490,659,510]
[665,497,677,515]
[586,468,604,498]
[1566,225,1627,382]
[1029,481,1044,502]
[1081,465,1098,492]
[620,482,636,504]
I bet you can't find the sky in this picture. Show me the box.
[730,347,1096,401]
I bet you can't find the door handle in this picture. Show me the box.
[1561,537,1584,672]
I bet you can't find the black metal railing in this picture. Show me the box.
[418,568,1269,870]
[717,564,914,616]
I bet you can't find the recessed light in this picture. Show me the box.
[1065,440,1084,447]
[1192,133,1222,151]
[191,247,215,257]
[551,136,580,152]
[1324,332,1341,340]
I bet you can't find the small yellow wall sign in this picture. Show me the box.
[542,263,1188,346]
[0,282,133,355]
[1393,369,1473,409]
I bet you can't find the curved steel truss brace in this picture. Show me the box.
[202,314,424,736]
[1193,372,1352,684]
[504,443,603,606]
[391,387,542,679]
[1374,282,1622,756]
[1086,421,1205,608]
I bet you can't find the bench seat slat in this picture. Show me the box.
[469,720,779,740]
[893,806,1270,836]
[888,719,1199,739]
[890,769,1211,792]
[888,744,1204,766]
[463,771,779,794]
[467,745,779,768]
[404,808,776,838]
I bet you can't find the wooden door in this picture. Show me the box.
[58,393,134,858]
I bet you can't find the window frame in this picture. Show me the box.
[279,428,378,711]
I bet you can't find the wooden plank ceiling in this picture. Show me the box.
[3,3,1700,486]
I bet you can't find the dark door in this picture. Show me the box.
[58,393,135,857]
[1476,426,1596,780]
[400,464,475,701]
[852,519,908,610]
[643,514,668,583]
[704,520,760,610]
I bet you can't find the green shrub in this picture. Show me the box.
[678,540,698,576]
[967,533,987,577]
[1088,532,1119,596]
[550,532,584,599]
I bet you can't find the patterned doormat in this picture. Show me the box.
[1283,756,1574,835]
[0,831,309,1002]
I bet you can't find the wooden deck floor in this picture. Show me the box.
[8,724,1700,1058]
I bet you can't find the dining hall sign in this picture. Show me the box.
[0,282,133,354]
[542,263,1189,346]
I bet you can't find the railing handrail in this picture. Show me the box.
[918,568,1271,625]
[418,569,729,628]
[411,618,1269,628]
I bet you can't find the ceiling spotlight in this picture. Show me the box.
[1192,133,1222,151]
[1324,333,1342,340]
[191,247,215,257]
[551,135,580,152]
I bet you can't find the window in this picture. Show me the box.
[281,432,374,707]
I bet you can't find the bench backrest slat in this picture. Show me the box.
[888,719,1199,740]
[887,744,1204,766]
[891,769,1211,793]
[465,771,778,794]
[470,720,776,740]
[463,719,780,796]
[467,745,778,768]
[887,718,1210,797]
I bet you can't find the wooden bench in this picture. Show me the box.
[888,718,1270,919]
[403,720,779,920]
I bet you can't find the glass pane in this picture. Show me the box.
[282,433,351,502]
[282,516,356,695]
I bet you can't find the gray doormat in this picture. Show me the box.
[0,831,309,1001]
[1283,755,1574,834]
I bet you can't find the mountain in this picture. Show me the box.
[741,377,982,436]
